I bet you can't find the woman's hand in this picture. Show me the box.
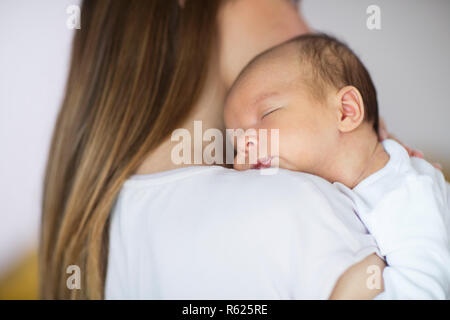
[378,118,442,170]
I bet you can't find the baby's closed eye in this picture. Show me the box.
[261,107,282,120]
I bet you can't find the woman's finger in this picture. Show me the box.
[377,118,442,171]
[432,163,443,170]
[410,150,424,159]
[386,133,413,155]
[378,117,388,141]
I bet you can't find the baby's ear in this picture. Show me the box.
[335,86,365,133]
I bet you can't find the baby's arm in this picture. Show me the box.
[330,253,386,299]
[360,174,450,299]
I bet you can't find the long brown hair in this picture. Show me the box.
[41,0,222,299]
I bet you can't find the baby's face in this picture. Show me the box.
[224,49,339,173]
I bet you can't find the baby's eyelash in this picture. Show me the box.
[261,108,279,120]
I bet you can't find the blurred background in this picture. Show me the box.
[0,0,449,299]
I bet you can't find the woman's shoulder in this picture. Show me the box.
[107,165,380,299]
[113,165,373,252]
[120,165,337,202]
[117,166,359,224]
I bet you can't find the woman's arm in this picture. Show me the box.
[330,253,386,300]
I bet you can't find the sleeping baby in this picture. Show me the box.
[224,33,450,299]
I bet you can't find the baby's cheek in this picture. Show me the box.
[279,134,311,170]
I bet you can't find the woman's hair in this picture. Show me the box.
[41,0,222,299]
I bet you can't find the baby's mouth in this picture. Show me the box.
[251,157,273,169]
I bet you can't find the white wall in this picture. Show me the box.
[0,0,79,274]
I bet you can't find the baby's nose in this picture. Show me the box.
[237,133,258,154]
[245,134,258,152]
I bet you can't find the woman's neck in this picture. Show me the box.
[135,71,227,175]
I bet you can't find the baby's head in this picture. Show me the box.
[224,33,379,176]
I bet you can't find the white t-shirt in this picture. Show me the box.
[105,166,380,299]
[335,139,450,299]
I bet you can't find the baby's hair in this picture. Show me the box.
[230,33,379,132]
[290,33,379,132]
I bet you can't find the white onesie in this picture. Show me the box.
[334,139,450,299]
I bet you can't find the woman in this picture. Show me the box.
[41,0,389,299]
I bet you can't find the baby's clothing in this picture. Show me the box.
[335,139,450,299]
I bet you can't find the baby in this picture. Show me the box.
[224,34,450,299]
